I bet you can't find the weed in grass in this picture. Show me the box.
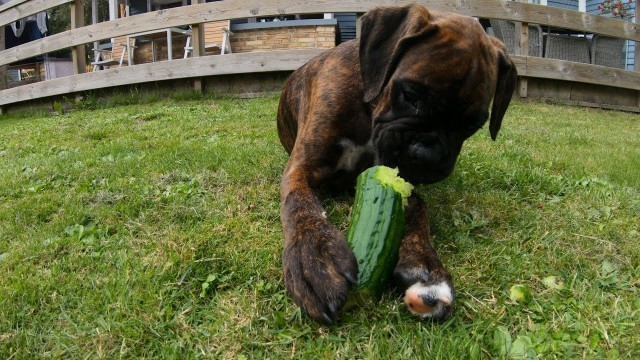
[0,98,639,358]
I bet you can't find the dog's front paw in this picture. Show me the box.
[394,267,454,321]
[283,216,358,324]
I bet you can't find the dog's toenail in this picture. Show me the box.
[322,313,333,325]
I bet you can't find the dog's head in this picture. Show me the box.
[360,5,517,184]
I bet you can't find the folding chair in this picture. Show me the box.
[91,42,127,71]
[184,24,233,58]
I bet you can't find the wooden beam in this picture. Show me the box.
[0,20,6,91]
[2,0,639,67]
[0,49,325,106]
[191,25,204,58]
[522,56,640,91]
[191,0,205,58]
[0,25,5,114]
[1,49,638,110]
[191,0,206,92]
[70,0,86,75]
[510,55,527,76]
[0,0,73,28]
[515,0,529,98]
[568,100,640,113]
[0,0,30,13]
[4,50,633,105]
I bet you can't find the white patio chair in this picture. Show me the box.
[184,26,233,58]
[91,43,126,71]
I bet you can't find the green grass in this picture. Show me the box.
[1,95,639,358]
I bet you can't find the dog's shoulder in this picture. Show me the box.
[293,39,360,81]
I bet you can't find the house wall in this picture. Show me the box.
[204,20,229,49]
[547,0,579,10]
[229,25,335,53]
[586,0,600,12]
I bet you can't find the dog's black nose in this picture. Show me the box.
[407,139,443,165]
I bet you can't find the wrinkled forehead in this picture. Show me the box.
[393,16,498,97]
[430,12,491,46]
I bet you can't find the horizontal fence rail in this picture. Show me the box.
[1,50,639,107]
[0,0,639,109]
[0,49,325,106]
[1,0,638,67]
[0,0,72,28]
[520,56,640,90]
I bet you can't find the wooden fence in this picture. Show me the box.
[1,0,639,112]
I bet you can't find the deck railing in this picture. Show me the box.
[1,0,639,112]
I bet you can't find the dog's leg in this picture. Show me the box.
[393,194,454,320]
[280,162,358,324]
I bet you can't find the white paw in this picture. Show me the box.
[403,281,454,320]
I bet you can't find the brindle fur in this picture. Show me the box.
[277,5,517,324]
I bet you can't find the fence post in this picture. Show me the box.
[0,24,6,91]
[71,0,86,74]
[0,27,5,114]
[514,0,529,98]
[191,0,206,93]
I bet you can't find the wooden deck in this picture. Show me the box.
[1,0,639,112]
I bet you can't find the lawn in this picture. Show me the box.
[1,94,639,358]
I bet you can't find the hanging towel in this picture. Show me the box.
[11,19,26,37]
[36,12,48,35]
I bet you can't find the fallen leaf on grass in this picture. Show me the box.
[493,326,512,358]
[510,335,536,359]
[509,284,532,304]
[542,276,565,290]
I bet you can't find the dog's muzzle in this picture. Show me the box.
[405,133,445,166]
[374,121,455,184]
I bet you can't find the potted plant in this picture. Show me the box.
[598,0,635,20]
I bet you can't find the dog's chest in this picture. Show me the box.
[335,138,374,172]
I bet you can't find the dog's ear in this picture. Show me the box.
[359,5,434,103]
[489,41,518,140]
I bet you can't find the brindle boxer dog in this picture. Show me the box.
[277,4,517,324]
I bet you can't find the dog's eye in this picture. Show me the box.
[394,80,427,113]
[401,89,421,107]
[402,89,420,103]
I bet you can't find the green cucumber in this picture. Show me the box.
[346,166,413,303]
